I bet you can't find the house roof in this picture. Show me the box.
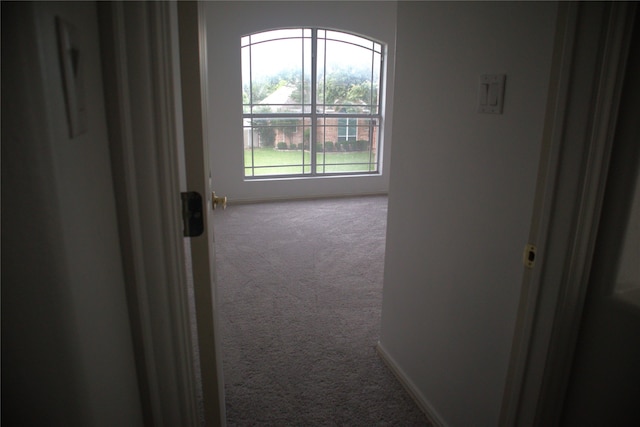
[260,85,296,106]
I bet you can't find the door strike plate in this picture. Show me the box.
[523,244,537,269]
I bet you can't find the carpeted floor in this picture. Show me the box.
[213,195,431,426]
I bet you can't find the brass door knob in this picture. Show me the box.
[212,191,227,210]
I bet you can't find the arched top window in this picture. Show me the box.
[241,28,384,178]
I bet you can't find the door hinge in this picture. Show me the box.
[181,191,204,237]
[523,243,537,269]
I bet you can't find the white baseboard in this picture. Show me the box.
[229,192,389,205]
[376,342,447,427]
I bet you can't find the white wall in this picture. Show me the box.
[1,2,143,425]
[204,1,396,203]
[379,2,557,426]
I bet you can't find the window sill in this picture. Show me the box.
[244,172,382,183]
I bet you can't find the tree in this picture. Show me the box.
[246,67,376,109]
[253,121,275,147]
[317,67,378,107]
[303,128,311,149]
[276,118,301,147]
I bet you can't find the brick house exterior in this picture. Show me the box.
[272,117,377,151]
[244,85,378,152]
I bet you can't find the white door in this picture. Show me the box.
[177,2,226,425]
[99,2,226,425]
[560,15,640,424]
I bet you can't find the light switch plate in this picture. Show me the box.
[478,74,506,114]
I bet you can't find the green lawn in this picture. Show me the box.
[244,148,377,176]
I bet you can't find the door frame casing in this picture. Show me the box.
[500,2,637,426]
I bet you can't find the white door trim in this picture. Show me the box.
[100,1,202,425]
[148,2,204,425]
[177,1,227,425]
[499,4,579,424]
[500,3,637,426]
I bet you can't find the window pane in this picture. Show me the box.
[337,117,357,141]
[241,46,251,110]
[250,28,302,44]
[324,30,375,51]
[316,38,326,110]
[371,51,381,112]
[244,117,311,177]
[317,38,379,113]
[303,37,312,109]
[315,117,378,173]
[249,38,302,105]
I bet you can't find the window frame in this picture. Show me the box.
[242,28,384,179]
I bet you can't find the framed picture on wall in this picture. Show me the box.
[56,16,87,138]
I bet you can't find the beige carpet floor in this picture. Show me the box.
[213,196,430,426]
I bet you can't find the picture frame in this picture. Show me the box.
[56,16,87,138]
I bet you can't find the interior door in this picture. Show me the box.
[560,13,640,425]
[177,2,226,425]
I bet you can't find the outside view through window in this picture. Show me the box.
[242,29,383,177]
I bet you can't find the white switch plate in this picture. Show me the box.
[478,74,506,114]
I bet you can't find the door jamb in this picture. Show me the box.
[500,3,637,426]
